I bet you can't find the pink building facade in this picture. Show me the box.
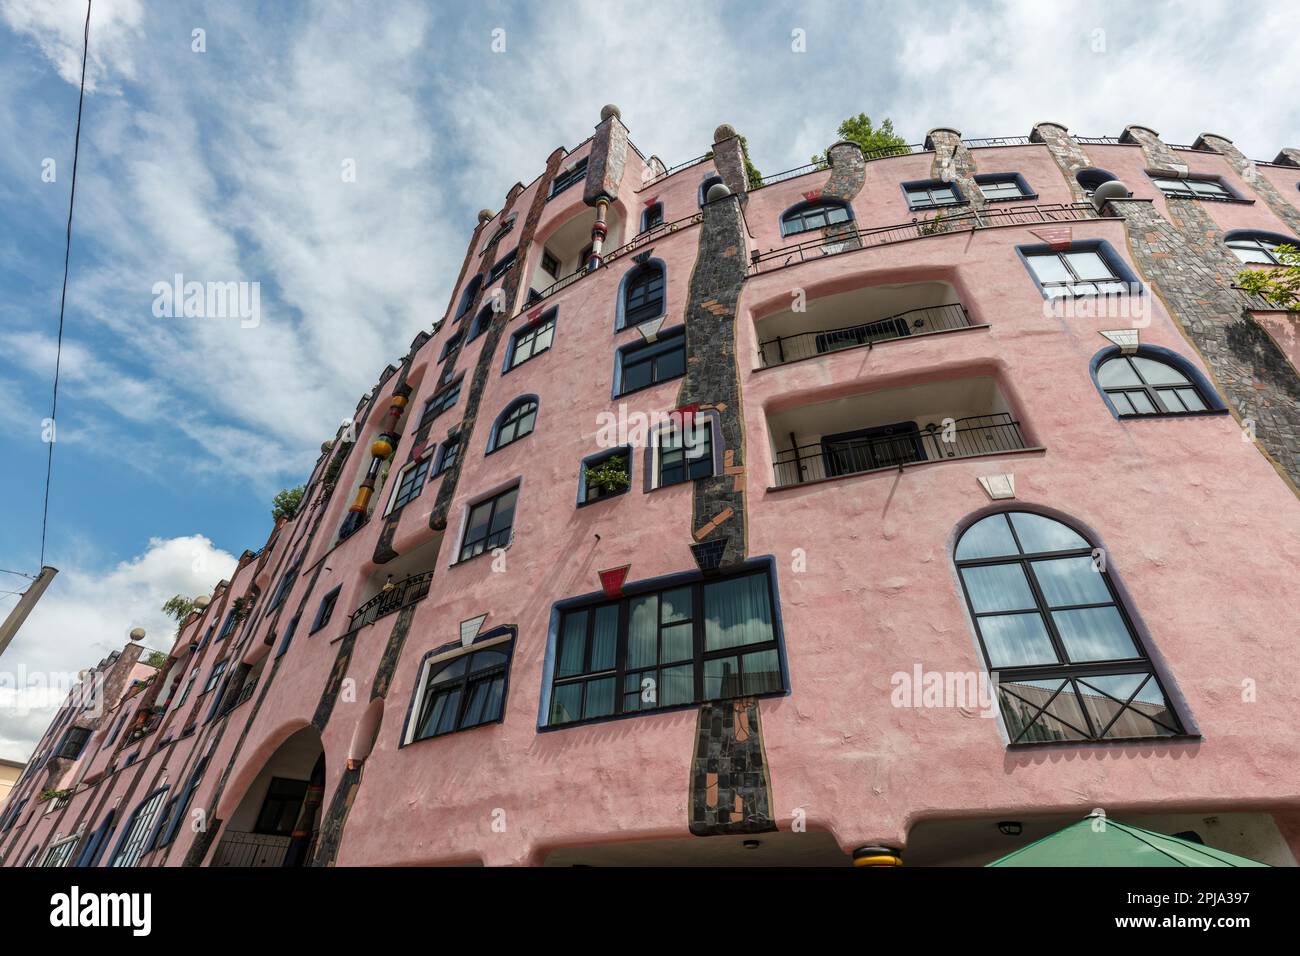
[4,111,1300,867]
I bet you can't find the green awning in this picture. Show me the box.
[986,817,1270,867]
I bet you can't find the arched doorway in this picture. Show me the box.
[211,726,325,867]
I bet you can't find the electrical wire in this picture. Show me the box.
[39,0,92,569]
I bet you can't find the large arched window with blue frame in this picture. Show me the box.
[621,262,665,328]
[954,510,1185,744]
[108,786,169,867]
[1225,230,1296,265]
[1093,347,1220,417]
[780,199,852,237]
[487,397,538,452]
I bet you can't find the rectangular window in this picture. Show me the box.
[905,181,962,209]
[617,332,686,396]
[977,175,1030,200]
[581,448,631,504]
[656,420,713,487]
[275,614,301,659]
[459,487,518,562]
[1151,175,1232,200]
[643,203,664,231]
[310,587,341,634]
[173,667,199,710]
[387,455,431,514]
[56,726,91,760]
[508,313,556,369]
[253,777,309,836]
[418,378,462,429]
[434,433,461,476]
[548,570,783,726]
[202,659,227,695]
[217,609,239,641]
[439,330,463,365]
[549,157,588,198]
[109,788,169,867]
[1024,248,1128,298]
[487,248,517,283]
[541,249,560,279]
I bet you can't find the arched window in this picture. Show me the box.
[1225,230,1295,265]
[698,174,723,207]
[489,398,538,452]
[454,274,483,321]
[406,634,515,742]
[109,787,169,867]
[780,199,852,236]
[954,510,1183,743]
[1075,167,1119,195]
[468,305,493,342]
[1096,353,1210,416]
[621,263,665,327]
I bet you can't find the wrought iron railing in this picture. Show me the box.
[758,303,971,368]
[1075,135,1123,145]
[348,570,433,631]
[529,212,703,304]
[756,160,828,188]
[963,136,1032,148]
[749,202,1099,274]
[211,830,291,867]
[772,413,1027,487]
[861,143,927,161]
[640,152,711,188]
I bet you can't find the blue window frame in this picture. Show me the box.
[387,454,431,512]
[641,202,664,232]
[454,274,483,321]
[468,305,493,342]
[1076,167,1119,194]
[903,179,965,209]
[615,328,686,396]
[108,787,169,867]
[1090,345,1225,419]
[505,310,556,370]
[1147,172,1239,201]
[619,262,665,328]
[418,376,462,429]
[975,172,1036,201]
[1225,230,1296,265]
[550,157,588,198]
[488,398,538,453]
[216,608,239,642]
[653,418,714,488]
[309,586,342,635]
[275,613,301,659]
[1016,240,1140,299]
[578,446,632,506]
[779,199,852,237]
[404,634,515,743]
[433,432,461,476]
[487,248,517,284]
[439,329,463,365]
[74,809,116,866]
[155,756,209,849]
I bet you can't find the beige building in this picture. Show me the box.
[0,759,23,810]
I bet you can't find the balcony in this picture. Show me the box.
[211,830,291,867]
[767,377,1031,488]
[755,281,973,368]
[348,569,432,631]
[749,202,1098,275]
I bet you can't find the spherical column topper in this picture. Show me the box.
[194,595,211,609]
[705,182,732,203]
[713,123,736,144]
[600,104,621,123]
[129,627,146,642]
[477,209,495,224]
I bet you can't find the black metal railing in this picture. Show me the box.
[772,413,1026,487]
[1075,135,1123,145]
[756,160,828,188]
[758,303,971,367]
[861,143,927,161]
[963,136,1032,148]
[641,152,711,188]
[348,570,433,631]
[211,830,291,868]
[749,202,1098,274]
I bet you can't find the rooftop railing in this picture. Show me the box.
[962,136,1032,148]
[772,413,1027,488]
[749,202,1099,274]
[640,152,711,188]
[758,303,971,368]
[1075,135,1124,145]
[348,569,433,631]
[755,159,828,188]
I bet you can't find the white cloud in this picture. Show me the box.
[0,534,237,762]
[0,0,144,92]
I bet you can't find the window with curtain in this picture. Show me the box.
[508,312,555,369]
[622,264,665,327]
[109,787,169,867]
[780,200,852,236]
[547,570,783,726]
[976,174,1032,200]
[489,399,538,452]
[459,486,519,561]
[408,642,513,742]
[1097,354,1209,416]
[1150,175,1233,200]
[954,511,1184,744]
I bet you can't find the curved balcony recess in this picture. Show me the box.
[767,376,1029,488]
[755,281,971,368]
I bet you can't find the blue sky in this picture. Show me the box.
[0,0,1296,759]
